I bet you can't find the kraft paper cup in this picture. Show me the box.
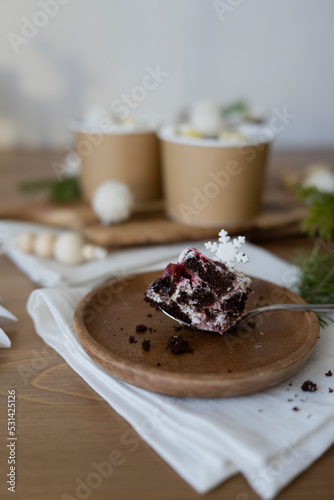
[71,121,161,203]
[158,124,273,227]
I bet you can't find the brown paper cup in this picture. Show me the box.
[74,129,161,203]
[159,131,271,227]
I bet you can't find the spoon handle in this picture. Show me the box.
[246,303,334,320]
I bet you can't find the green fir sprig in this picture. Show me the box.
[294,242,334,327]
[222,99,249,117]
[294,186,334,326]
[297,186,334,240]
[19,177,81,203]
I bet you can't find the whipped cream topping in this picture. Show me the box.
[69,114,157,135]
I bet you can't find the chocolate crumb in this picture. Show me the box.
[128,336,137,344]
[136,324,147,333]
[166,335,193,355]
[157,363,161,366]
[301,380,317,392]
[120,327,123,331]
[325,370,333,377]
[173,325,183,332]
[185,325,197,331]
[227,369,232,373]
[289,382,292,386]
[292,407,300,411]
[329,388,333,393]
[147,313,152,318]
[142,339,151,351]
[287,399,293,402]
[247,321,256,328]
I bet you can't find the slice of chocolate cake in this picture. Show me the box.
[145,247,252,334]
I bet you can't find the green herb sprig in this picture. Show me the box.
[222,99,249,117]
[19,177,81,203]
[294,186,334,326]
[297,186,334,240]
[294,241,334,327]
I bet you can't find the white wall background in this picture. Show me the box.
[1,0,334,149]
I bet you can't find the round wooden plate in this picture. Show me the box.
[74,271,320,398]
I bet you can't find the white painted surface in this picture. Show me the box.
[1,0,333,149]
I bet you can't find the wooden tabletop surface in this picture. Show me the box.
[0,150,333,500]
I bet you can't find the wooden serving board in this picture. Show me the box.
[0,195,306,248]
[73,271,319,398]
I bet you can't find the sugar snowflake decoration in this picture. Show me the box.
[204,229,249,269]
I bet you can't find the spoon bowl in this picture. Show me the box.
[159,303,334,333]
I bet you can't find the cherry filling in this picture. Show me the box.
[162,262,192,284]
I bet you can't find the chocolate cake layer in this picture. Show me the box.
[145,247,252,334]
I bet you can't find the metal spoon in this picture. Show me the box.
[160,303,334,333]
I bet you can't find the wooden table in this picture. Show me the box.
[0,150,333,500]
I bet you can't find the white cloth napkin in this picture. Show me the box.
[0,220,299,289]
[27,242,334,499]
[0,220,200,287]
[0,304,18,347]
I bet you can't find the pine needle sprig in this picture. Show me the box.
[294,241,334,297]
[19,177,81,203]
[297,186,334,240]
[222,99,249,117]
[294,184,334,326]
[294,245,334,327]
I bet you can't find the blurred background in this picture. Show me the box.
[1,0,334,150]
